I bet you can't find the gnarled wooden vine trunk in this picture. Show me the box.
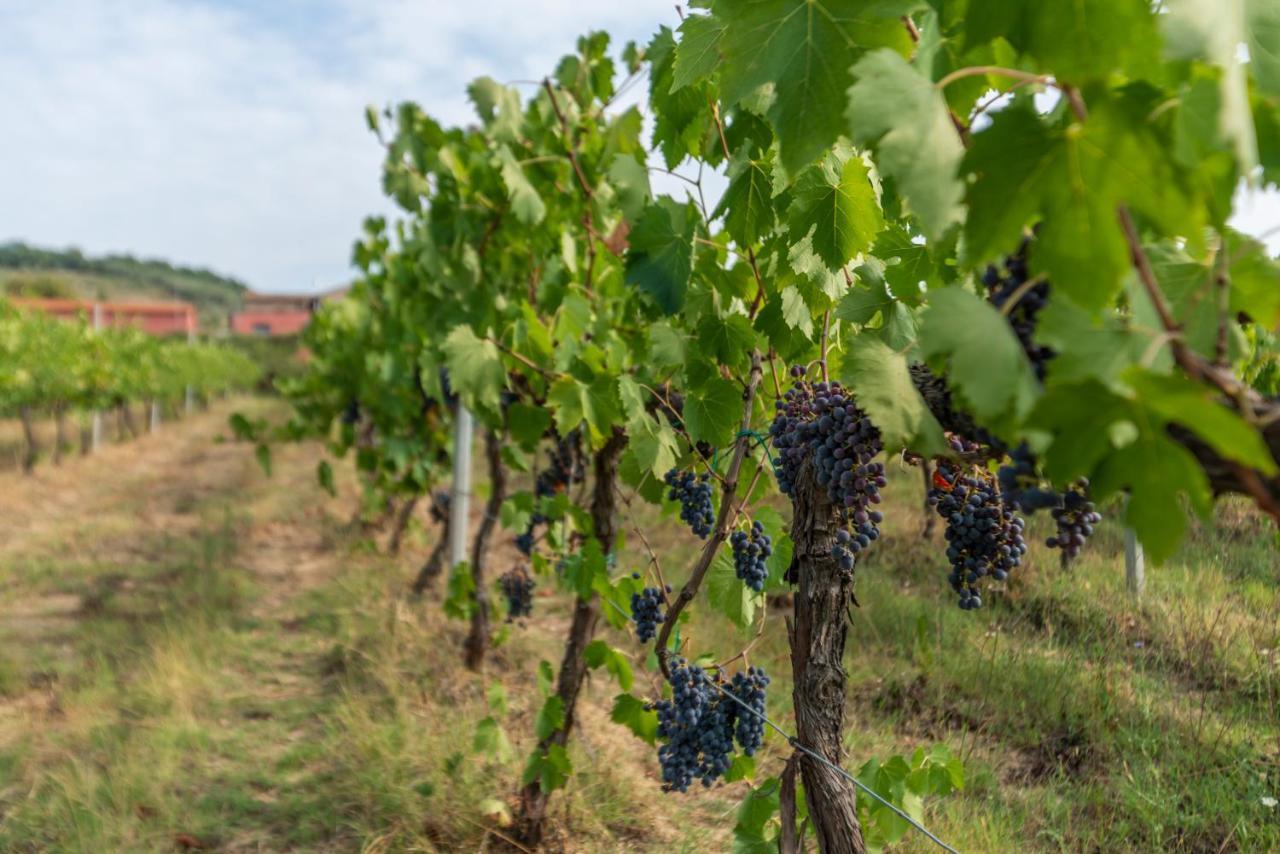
[515,427,625,848]
[789,458,867,854]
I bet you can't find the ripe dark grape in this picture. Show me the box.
[650,659,770,792]
[984,236,1055,381]
[665,468,715,538]
[499,566,535,620]
[730,521,772,591]
[340,398,360,426]
[726,667,769,756]
[428,489,451,524]
[769,375,884,577]
[1047,483,1102,562]
[928,463,1026,609]
[998,445,1104,563]
[516,431,585,555]
[630,582,667,643]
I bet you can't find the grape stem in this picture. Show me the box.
[655,350,765,676]
[997,274,1047,317]
[935,65,1052,91]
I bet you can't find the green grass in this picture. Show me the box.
[0,408,1275,851]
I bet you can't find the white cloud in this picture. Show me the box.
[0,0,677,292]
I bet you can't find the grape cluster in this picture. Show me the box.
[727,667,769,756]
[664,468,715,538]
[630,579,668,643]
[650,659,769,792]
[428,489,451,524]
[1047,484,1102,561]
[769,368,885,577]
[499,566,535,620]
[730,521,772,591]
[928,463,1026,609]
[998,445,1104,562]
[983,237,1055,381]
[340,399,360,426]
[997,443,1059,512]
[516,431,585,555]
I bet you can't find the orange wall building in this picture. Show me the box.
[11,297,196,336]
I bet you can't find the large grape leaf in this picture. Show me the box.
[918,288,1039,424]
[1164,0,1263,174]
[626,198,695,314]
[786,147,883,272]
[846,49,964,241]
[1036,296,1146,386]
[714,145,778,247]
[546,375,621,447]
[965,0,1157,82]
[843,335,947,456]
[441,326,505,412]
[684,376,742,446]
[706,549,758,631]
[963,99,1200,309]
[647,26,716,168]
[1123,369,1277,475]
[713,0,913,174]
[497,146,546,225]
[671,12,726,91]
[1092,431,1212,564]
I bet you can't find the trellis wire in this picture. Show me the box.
[711,682,961,854]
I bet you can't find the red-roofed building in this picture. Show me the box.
[229,289,346,336]
[11,298,196,336]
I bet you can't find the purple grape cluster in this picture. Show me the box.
[650,659,770,792]
[664,468,715,538]
[727,667,769,756]
[516,431,585,555]
[997,443,1059,512]
[983,237,1055,381]
[499,566,535,620]
[730,521,772,591]
[630,580,668,643]
[1047,484,1102,561]
[769,368,885,577]
[429,489,451,524]
[928,462,1026,609]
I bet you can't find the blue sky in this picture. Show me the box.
[1,1,1276,294]
[0,0,679,293]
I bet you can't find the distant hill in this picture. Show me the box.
[0,242,249,329]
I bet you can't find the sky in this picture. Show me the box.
[1,1,1277,294]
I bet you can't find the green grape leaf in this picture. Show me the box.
[626,198,695,314]
[497,145,546,225]
[684,376,743,446]
[522,743,572,793]
[706,549,758,631]
[611,693,659,745]
[843,335,947,456]
[546,375,622,447]
[441,326,506,412]
[607,154,651,222]
[508,403,553,448]
[715,145,778,247]
[584,640,635,691]
[1091,431,1212,563]
[787,147,883,271]
[1123,369,1277,474]
[715,0,912,174]
[733,777,781,853]
[964,99,1200,309]
[846,49,964,240]
[627,412,680,480]
[1036,296,1146,386]
[1164,0,1274,172]
[672,12,726,91]
[918,288,1039,424]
